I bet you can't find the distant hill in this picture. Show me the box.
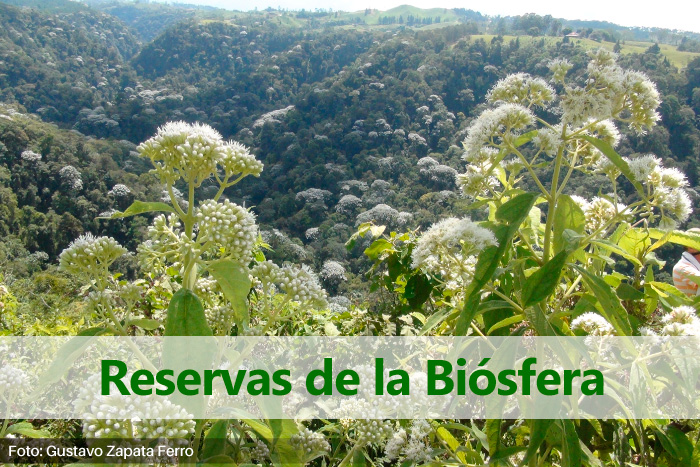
[0,2,139,124]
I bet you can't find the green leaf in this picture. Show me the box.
[163,290,215,416]
[521,250,568,307]
[352,448,367,467]
[128,318,161,331]
[574,266,632,336]
[209,259,252,330]
[655,424,693,463]
[418,307,454,335]
[78,326,109,336]
[520,419,554,465]
[165,288,213,337]
[581,135,643,194]
[492,446,527,460]
[6,422,51,438]
[559,420,582,467]
[99,200,175,219]
[364,238,393,261]
[647,228,700,252]
[495,192,540,225]
[200,454,237,465]
[616,283,645,301]
[33,329,108,395]
[201,420,230,461]
[487,314,524,335]
[553,195,586,254]
[244,419,303,467]
[405,274,433,308]
[456,193,539,335]
[485,419,501,456]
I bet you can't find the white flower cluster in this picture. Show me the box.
[660,306,700,336]
[205,304,235,331]
[336,194,363,215]
[320,260,347,284]
[355,204,399,227]
[196,199,257,265]
[574,119,622,168]
[548,58,573,83]
[418,157,457,188]
[20,149,41,163]
[252,105,295,128]
[194,277,219,298]
[486,72,556,108]
[626,154,692,228]
[249,439,270,461]
[59,233,127,276]
[462,104,535,161]
[384,419,433,463]
[305,227,320,241]
[407,132,427,145]
[532,126,563,156]
[138,121,263,187]
[138,121,222,186]
[559,49,660,133]
[278,264,328,308]
[412,217,497,293]
[108,184,131,198]
[352,419,394,446]
[571,312,615,336]
[329,295,351,313]
[339,179,369,195]
[289,426,331,454]
[219,140,263,179]
[579,197,628,233]
[0,365,29,398]
[296,188,332,208]
[77,374,195,439]
[252,261,328,308]
[59,165,83,191]
[138,214,184,273]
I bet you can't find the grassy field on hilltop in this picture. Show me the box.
[469,34,700,69]
[338,4,461,25]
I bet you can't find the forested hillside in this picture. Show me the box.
[2,0,700,299]
[5,2,700,465]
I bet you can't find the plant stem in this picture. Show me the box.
[190,419,206,464]
[543,143,564,262]
[337,442,360,467]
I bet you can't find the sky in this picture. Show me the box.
[169,0,700,33]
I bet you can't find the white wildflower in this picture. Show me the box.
[20,150,41,163]
[278,264,327,308]
[59,165,83,191]
[487,73,556,108]
[0,365,29,398]
[462,103,535,160]
[457,163,499,199]
[571,312,614,335]
[138,121,223,186]
[196,199,257,265]
[320,260,347,284]
[583,197,627,232]
[627,154,660,182]
[59,234,127,276]
[289,426,330,454]
[548,58,573,83]
[108,184,131,198]
[218,141,263,178]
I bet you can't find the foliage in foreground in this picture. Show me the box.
[4,50,700,466]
